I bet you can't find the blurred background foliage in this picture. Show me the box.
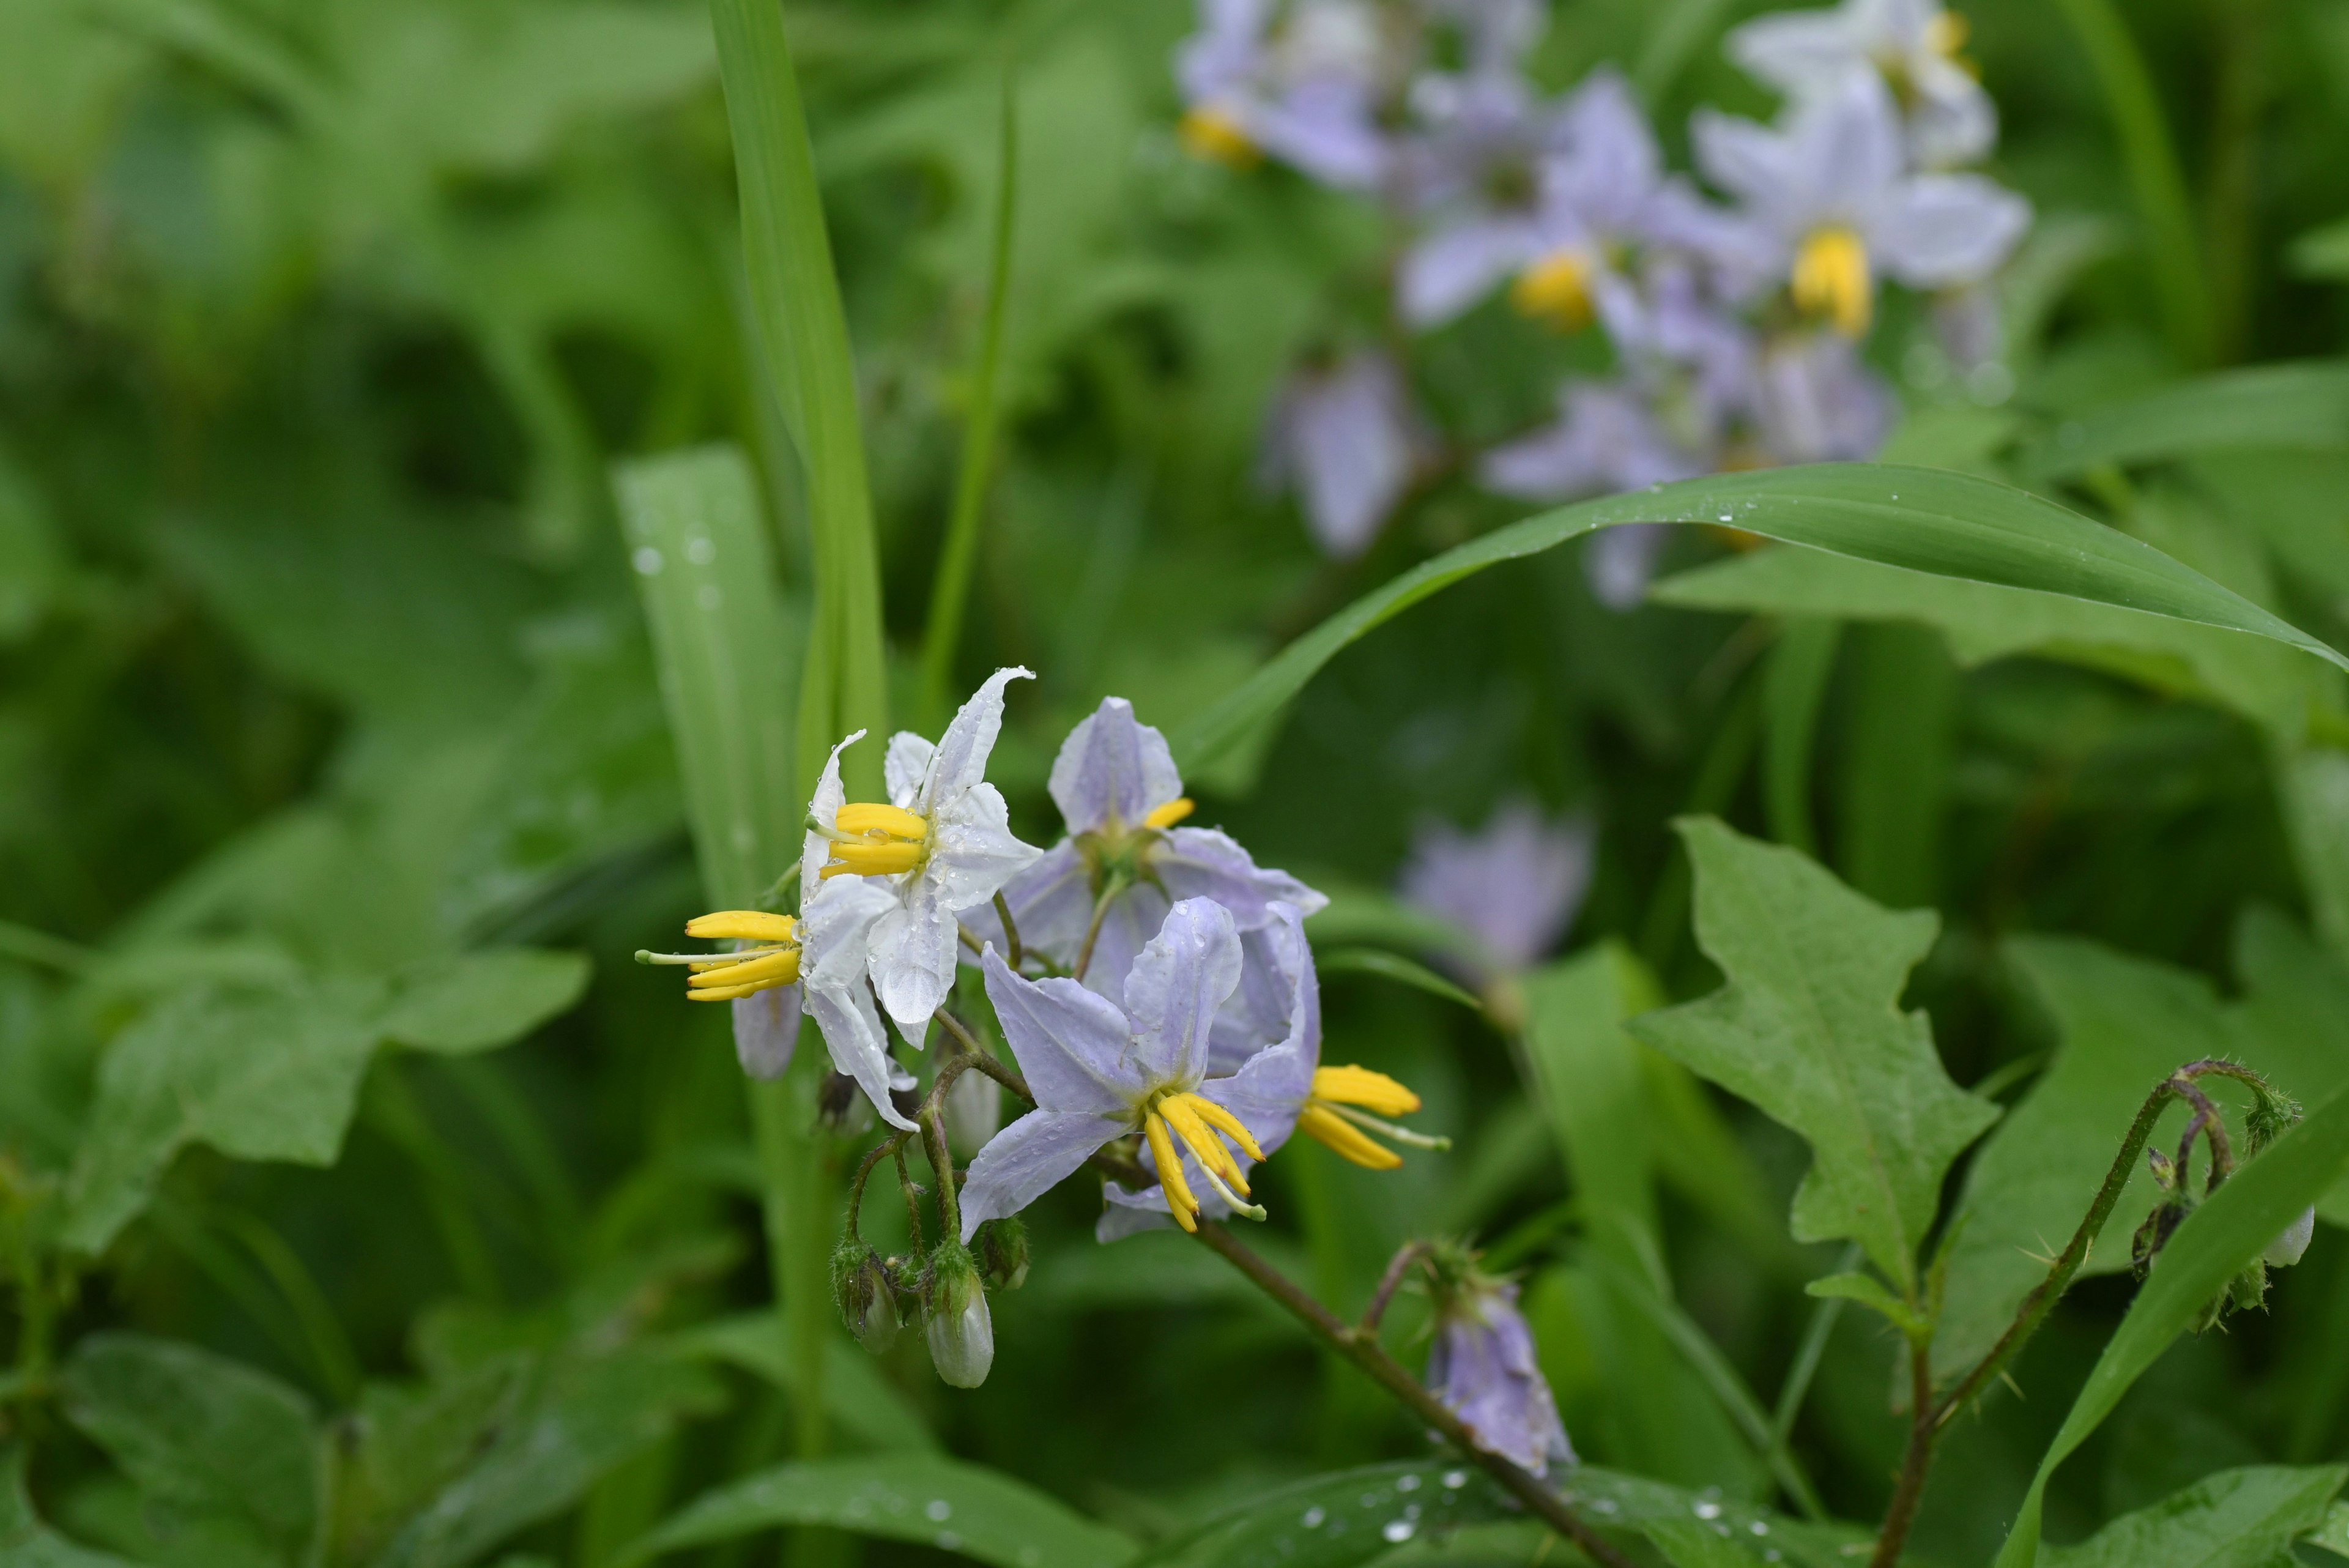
[6,0,2349,1563]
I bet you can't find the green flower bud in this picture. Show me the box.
[923,1242,994,1388]
[974,1215,1030,1291]
[832,1239,900,1354]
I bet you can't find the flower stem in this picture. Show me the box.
[1072,876,1126,983]
[1190,1222,1639,1568]
[992,891,1024,972]
[921,1102,961,1243]
[1360,1241,1430,1334]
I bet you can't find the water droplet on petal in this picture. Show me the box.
[1382,1520,1417,1544]
[632,547,663,575]
[1301,1505,1327,1528]
[925,1499,952,1522]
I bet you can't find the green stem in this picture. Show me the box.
[1072,877,1124,983]
[746,1057,829,1466]
[920,71,1019,726]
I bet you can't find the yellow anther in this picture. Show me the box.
[1179,105,1259,168]
[686,983,764,1002]
[1297,1104,1406,1170]
[685,910,798,943]
[1143,798,1196,831]
[687,948,801,990]
[1925,10,1968,58]
[1310,1065,1422,1117]
[821,840,926,879]
[1145,1112,1201,1232]
[1510,248,1595,332]
[1791,228,1872,337]
[1181,1093,1265,1162]
[1160,1096,1250,1195]
[835,803,929,840]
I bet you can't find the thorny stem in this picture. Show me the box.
[1866,1343,1939,1568]
[845,1131,913,1241]
[993,891,1023,972]
[919,1104,960,1243]
[1192,1222,1639,1568]
[2168,1077,2235,1191]
[1361,1241,1431,1335]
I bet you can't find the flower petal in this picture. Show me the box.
[921,667,1032,813]
[1156,827,1330,925]
[1123,897,1242,1088]
[928,782,1045,911]
[981,945,1146,1113]
[801,729,867,886]
[1048,697,1185,836]
[959,1108,1129,1241]
[732,986,800,1080]
[804,973,916,1133]
[868,883,960,1040]
[1201,904,1321,1150]
[885,732,936,811]
[1871,173,2030,286]
[962,841,1093,969]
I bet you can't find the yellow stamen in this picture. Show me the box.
[834,803,928,839]
[1143,797,1195,830]
[1510,247,1595,332]
[820,840,925,879]
[1179,105,1259,168]
[687,984,764,1002]
[687,948,801,990]
[1144,1112,1201,1232]
[1309,1065,1421,1117]
[1926,10,1967,58]
[684,910,798,942]
[1181,1094,1266,1162]
[1791,228,1872,337]
[1160,1095,1250,1196]
[1297,1104,1405,1170]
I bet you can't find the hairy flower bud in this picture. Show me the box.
[973,1215,1030,1291]
[2265,1205,2316,1269]
[832,1239,900,1354]
[923,1242,994,1388]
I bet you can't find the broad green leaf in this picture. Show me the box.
[2039,1465,2346,1567]
[1994,1079,2349,1567]
[1628,819,1998,1292]
[619,1455,1134,1568]
[1934,938,2224,1380]
[2017,363,2349,483]
[2309,1499,2349,1557]
[2276,750,2349,963]
[56,1334,320,1565]
[62,978,387,1254]
[1836,622,1958,908]
[1653,543,2327,740]
[1,1446,143,1568]
[1803,1273,1924,1340]
[1312,948,1481,1011]
[1127,1460,1512,1568]
[705,0,886,800]
[1168,465,2348,773]
[377,949,590,1055]
[2294,218,2349,281]
[1645,1519,1775,1566]
[2228,908,2349,1225]
[661,1312,936,1452]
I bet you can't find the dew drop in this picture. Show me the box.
[1750,1520,1770,1535]
[697,583,722,610]
[1396,1474,1422,1492]
[631,546,663,576]
[1594,1498,1619,1515]
[925,1499,952,1522]
[1442,1470,1469,1490]
[1360,1493,1381,1509]
[936,1532,962,1551]
[1764,1551,1783,1564]
[1403,1504,1422,1522]
[1382,1520,1417,1544]
[1718,513,1732,523]
[686,535,716,565]
[1693,1499,1723,1520]
[1301,1505,1326,1528]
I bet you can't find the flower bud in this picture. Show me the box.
[832,1239,900,1354]
[922,1242,994,1388]
[973,1215,1030,1291]
[818,1071,875,1135]
[2265,1205,2316,1269]
[945,1067,1002,1156]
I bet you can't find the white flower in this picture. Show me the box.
[1728,0,1997,169]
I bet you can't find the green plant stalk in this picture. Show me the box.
[749,1061,831,1463]
[2201,0,2274,363]
[920,73,1019,727]
[1762,617,1841,857]
[2052,0,2214,367]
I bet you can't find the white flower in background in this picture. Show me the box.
[1262,351,1427,560]
[1756,329,1896,462]
[1178,0,1395,187]
[1400,799,1593,973]
[1729,0,1996,169]
[806,668,1044,1045]
[1693,72,2027,338]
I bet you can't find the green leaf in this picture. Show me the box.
[1627,819,1999,1292]
[1653,543,2328,741]
[1311,948,1482,1011]
[1168,465,2345,775]
[2019,362,2349,483]
[1934,937,2225,1380]
[1803,1272,1925,1341]
[619,1455,1135,1568]
[2309,1499,2349,1558]
[2038,1465,2346,1567]
[1127,1460,1511,1568]
[705,0,887,800]
[62,978,388,1255]
[0,1445,143,1567]
[0,451,61,642]
[1762,618,1840,856]
[660,1312,937,1453]
[2293,219,2349,282]
[377,949,590,1055]
[2276,750,2349,963]
[56,1334,320,1565]
[1644,1518,1777,1566]
[2228,908,2349,1225]
[1993,1080,2349,1567]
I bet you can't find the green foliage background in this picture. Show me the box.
[6,0,2349,1564]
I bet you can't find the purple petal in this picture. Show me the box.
[980,946,1141,1113]
[1201,903,1321,1150]
[1157,827,1330,926]
[962,841,1093,970]
[1400,801,1593,971]
[1269,354,1421,559]
[959,1108,1129,1240]
[1123,897,1242,1087]
[1048,697,1185,835]
[1872,174,2030,286]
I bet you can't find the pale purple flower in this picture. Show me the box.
[1728,0,1997,169]
[1263,352,1425,558]
[1756,329,1895,462]
[1428,1276,1577,1475]
[960,899,1264,1239]
[965,697,1327,1009]
[1479,379,1704,503]
[731,989,798,1081]
[1693,73,2028,321]
[1399,800,1592,973]
[1178,0,1393,188]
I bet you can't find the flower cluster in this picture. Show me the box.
[1176,0,2030,601]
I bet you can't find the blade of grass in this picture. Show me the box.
[1763,617,1841,858]
[921,70,1020,729]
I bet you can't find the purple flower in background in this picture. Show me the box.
[1400,799,1592,973]
[1178,0,1393,188]
[1393,72,1571,327]
[1756,329,1895,462]
[1263,351,1425,557]
[1729,0,1996,169]
[1428,1273,1577,1476]
[1479,379,1702,505]
[1693,72,2028,337]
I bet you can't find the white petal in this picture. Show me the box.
[885,732,936,811]
[868,885,960,1039]
[922,667,1032,813]
[1123,897,1242,1088]
[800,729,867,887]
[804,973,915,1132]
[980,946,1148,1113]
[732,987,800,1080]
[958,1109,1128,1241]
[1871,174,2030,286]
[928,784,1046,912]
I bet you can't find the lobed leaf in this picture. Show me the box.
[2039,1464,2346,1567]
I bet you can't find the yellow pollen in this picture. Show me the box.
[687,948,801,990]
[1179,105,1260,168]
[1144,797,1195,830]
[834,802,928,839]
[685,910,798,943]
[1159,1094,1250,1195]
[1297,1104,1405,1170]
[1144,1112,1201,1232]
[820,839,925,879]
[1792,228,1872,337]
[1309,1065,1421,1117]
[1510,248,1596,331]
